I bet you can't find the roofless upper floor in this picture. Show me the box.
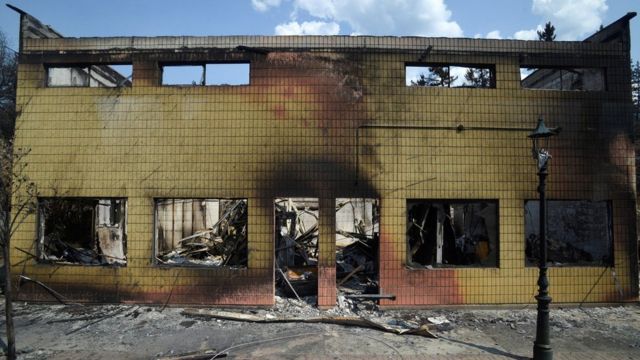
[8,4,635,56]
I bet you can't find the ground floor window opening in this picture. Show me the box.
[38,198,127,266]
[155,198,248,267]
[407,200,498,268]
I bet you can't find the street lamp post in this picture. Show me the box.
[529,117,560,360]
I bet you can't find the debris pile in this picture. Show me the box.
[274,198,319,298]
[335,198,379,295]
[156,199,248,267]
[184,295,437,338]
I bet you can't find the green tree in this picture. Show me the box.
[537,22,556,41]
[411,66,457,87]
[464,68,493,88]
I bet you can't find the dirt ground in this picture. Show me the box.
[0,297,639,360]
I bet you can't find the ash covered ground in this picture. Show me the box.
[0,296,639,359]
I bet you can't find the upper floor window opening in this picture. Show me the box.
[406,64,496,88]
[161,62,250,86]
[520,66,606,91]
[46,64,132,88]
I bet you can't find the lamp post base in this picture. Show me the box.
[533,344,553,360]
[533,291,553,360]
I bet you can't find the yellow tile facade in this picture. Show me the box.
[10,18,639,306]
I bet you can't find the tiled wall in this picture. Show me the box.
[11,35,638,306]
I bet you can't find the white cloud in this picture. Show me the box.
[514,28,540,40]
[251,0,282,12]
[449,65,469,86]
[275,21,340,35]
[473,30,502,39]
[486,30,502,39]
[291,0,463,37]
[531,0,608,40]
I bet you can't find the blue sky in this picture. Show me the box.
[0,0,638,61]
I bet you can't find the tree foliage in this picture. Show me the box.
[411,66,457,87]
[464,68,492,88]
[537,22,556,42]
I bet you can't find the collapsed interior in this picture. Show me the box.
[335,198,380,296]
[407,200,498,268]
[155,198,248,267]
[274,198,319,298]
[525,200,613,266]
[38,198,127,265]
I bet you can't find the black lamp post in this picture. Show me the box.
[529,117,560,360]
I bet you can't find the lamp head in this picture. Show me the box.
[529,117,560,170]
[528,117,560,140]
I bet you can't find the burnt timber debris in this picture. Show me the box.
[155,199,248,267]
[183,308,437,338]
[335,198,380,297]
[37,198,127,266]
[274,198,383,301]
[275,198,319,298]
[17,275,82,306]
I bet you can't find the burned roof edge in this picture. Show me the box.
[8,4,636,55]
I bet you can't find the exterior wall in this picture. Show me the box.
[10,34,638,306]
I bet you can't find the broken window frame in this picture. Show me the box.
[406,199,500,269]
[519,66,607,91]
[160,61,251,86]
[153,198,249,269]
[45,63,133,88]
[405,62,496,88]
[524,199,614,267]
[36,197,127,266]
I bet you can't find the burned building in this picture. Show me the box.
[8,6,639,307]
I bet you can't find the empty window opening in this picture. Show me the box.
[520,67,605,91]
[525,200,613,266]
[406,64,495,88]
[161,65,204,86]
[407,200,498,268]
[46,64,132,87]
[162,63,250,86]
[275,198,318,299]
[206,63,250,85]
[336,198,379,296]
[38,198,127,265]
[155,199,248,267]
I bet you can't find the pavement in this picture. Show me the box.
[0,298,638,359]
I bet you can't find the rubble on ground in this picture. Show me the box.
[3,298,640,359]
